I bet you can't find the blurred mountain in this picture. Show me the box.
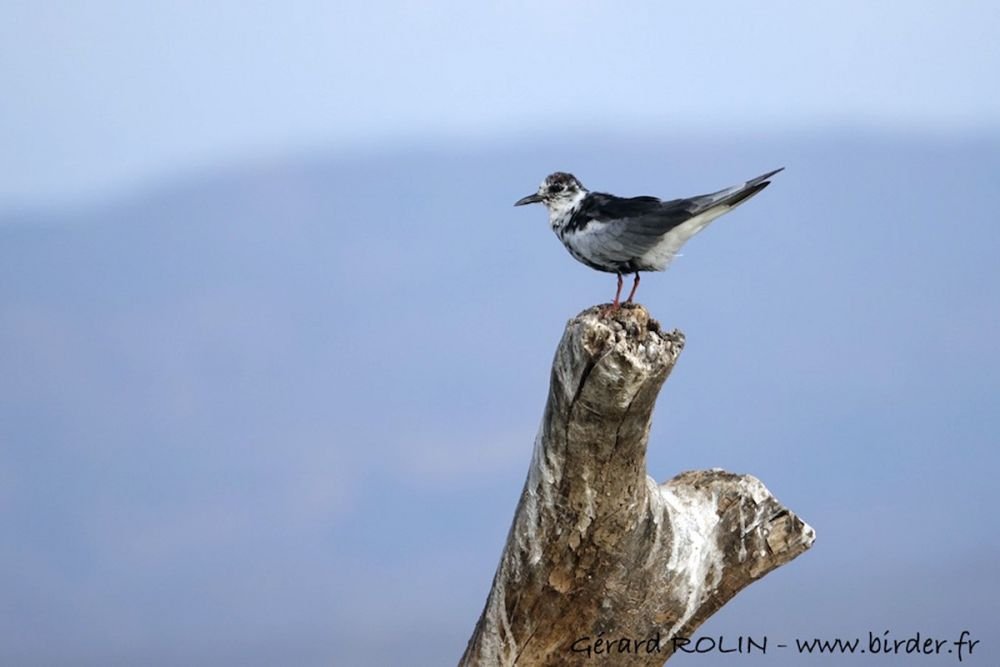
[2,132,999,665]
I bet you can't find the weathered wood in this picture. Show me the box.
[460,304,814,666]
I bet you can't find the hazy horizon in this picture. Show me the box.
[5,124,998,216]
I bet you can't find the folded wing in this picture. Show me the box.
[567,168,783,272]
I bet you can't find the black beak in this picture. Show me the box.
[514,193,544,206]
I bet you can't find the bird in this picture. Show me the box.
[514,167,783,309]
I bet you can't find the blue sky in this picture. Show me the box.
[3,1,999,204]
[2,2,999,665]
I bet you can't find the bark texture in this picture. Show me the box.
[460,304,814,666]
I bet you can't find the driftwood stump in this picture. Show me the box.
[460,304,814,666]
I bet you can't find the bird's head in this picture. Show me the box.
[514,172,586,213]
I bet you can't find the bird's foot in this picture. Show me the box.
[598,300,643,319]
[598,296,622,318]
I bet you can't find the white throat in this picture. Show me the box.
[546,189,588,229]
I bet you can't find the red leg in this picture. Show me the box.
[625,272,640,304]
[612,273,623,309]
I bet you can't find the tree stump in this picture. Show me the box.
[460,304,814,666]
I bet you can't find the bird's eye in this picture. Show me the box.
[549,184,564,193]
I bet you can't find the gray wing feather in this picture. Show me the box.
[571,168,783,270]
[683,167,784,215]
